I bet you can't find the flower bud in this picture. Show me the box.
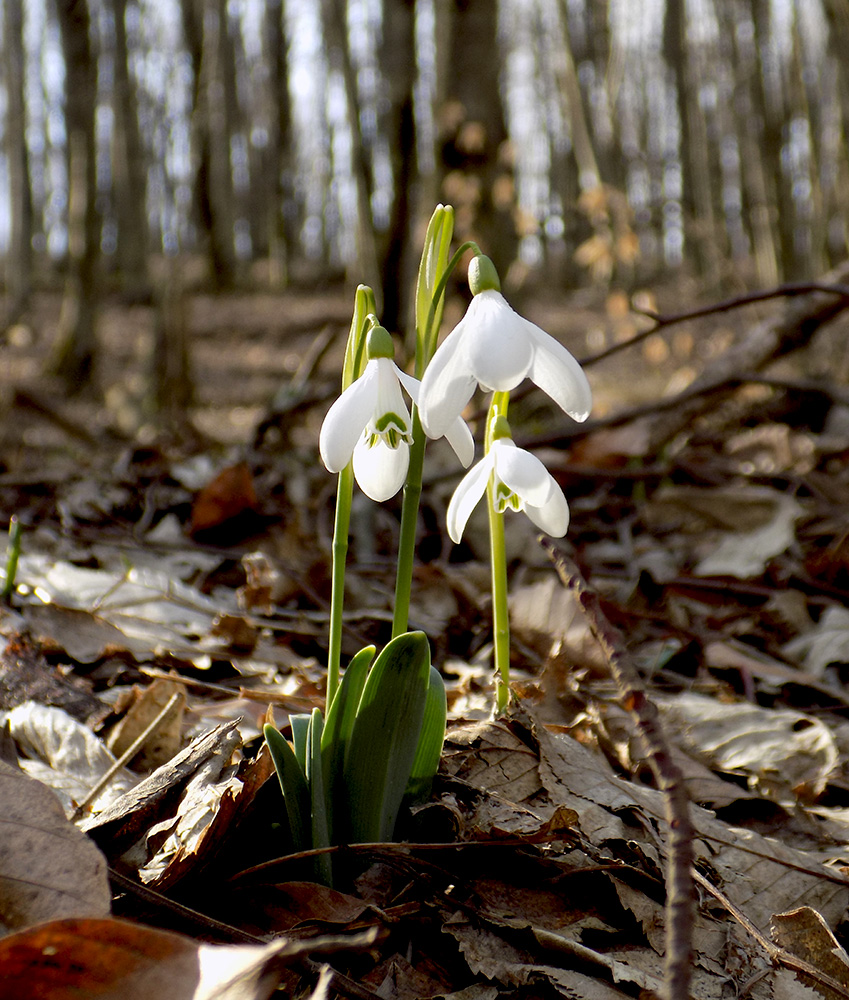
[366,324,395,360]
[468,254,501,295]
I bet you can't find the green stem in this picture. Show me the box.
[327,464,354,707]
[486,392,511,713]
[2,516,21,605]
[392,408,426,637]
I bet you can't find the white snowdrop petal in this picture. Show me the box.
[525,322,593,422]
[493,440,556,508]
[319,364,379,472]
[524,489,570,537]
[464,292,533,391]
[374,357,410,428]
[419,323,477,438]
[395,367,420,402]
[353,436,409,501]
[443,415,475,468]
[446,455,493,543]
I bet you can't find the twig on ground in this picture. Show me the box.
[541,539,694,1000]
[71,692,182,821]
[693,869,849,999]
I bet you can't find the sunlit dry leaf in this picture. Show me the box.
[139,740,241,887]
[80,721,241,859]
[0,760,110,933]
[783,607,849,678]
[3,701,137,817]
[695,494,802,579]
[655,692,839,803]
[0,916,330,1000]
[509,576,606,675]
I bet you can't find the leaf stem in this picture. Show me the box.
[2,516,21,605]
[486,392,511,713]
[327,463,354,707]
[392,408,425,637]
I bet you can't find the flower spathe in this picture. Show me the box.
[446,435,570,543]
[418,266,593,440]
[320,353,474,503]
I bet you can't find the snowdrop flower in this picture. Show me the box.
[419,255,592,439]
[320,325,474,502]
[447,416,570,543]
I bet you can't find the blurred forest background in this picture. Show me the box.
[2,0,849,394]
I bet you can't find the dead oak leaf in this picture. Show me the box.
[0,759,110,934]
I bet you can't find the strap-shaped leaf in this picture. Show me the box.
[321,645,374,842]
[405,665,447,804]
[343,631,430,843]
[306,708,333,885]
[263,724,311,852]
[290,714,311,771]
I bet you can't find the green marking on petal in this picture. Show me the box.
[493,480,523,513]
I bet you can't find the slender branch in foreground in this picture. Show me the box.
[541,540,694,1000]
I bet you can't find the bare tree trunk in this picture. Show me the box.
[266,0,296,285]
[437,0,517,279]
[377,0,416,335]
[48,0,101,390]
[752,0,793,281]
[4,0,33,321]
[182,0,239,287]
[821,0,849,266]
[730,3,779,286]
[663,0,720,283]
[320,0,382,301]
[109,0,150,300]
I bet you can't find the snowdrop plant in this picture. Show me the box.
[265,205,592,875]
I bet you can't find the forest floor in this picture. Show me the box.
[2,276,849,999]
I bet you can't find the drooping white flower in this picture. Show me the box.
[446,420,570,543]
[319,327,474,502]
[419,255,592,439]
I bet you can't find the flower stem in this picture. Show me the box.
[486,392,511,713]
[327,463,354,707]
[392,408,426,637]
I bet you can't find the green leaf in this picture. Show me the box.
[321,645,374,841]
[290,714,311,772]
[405,665,447,804]
[342,284,378,389]
[263,724,311,853]
[415,205,454,372]
[343,631,431,843]
[306,708,333,885]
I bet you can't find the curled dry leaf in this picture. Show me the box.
[0,759,110,934]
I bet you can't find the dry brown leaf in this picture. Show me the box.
[655,692,839,803]
[0,916,336,1000]
[105,678,185,771]
[0,759,110,933]
[771,907,849,1000]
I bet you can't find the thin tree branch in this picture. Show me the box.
[580,280,849,368]
[540,541,694,1000]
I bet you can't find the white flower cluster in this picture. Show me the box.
[319,260,592,536]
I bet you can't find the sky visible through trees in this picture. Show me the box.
[0,0,846,294]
